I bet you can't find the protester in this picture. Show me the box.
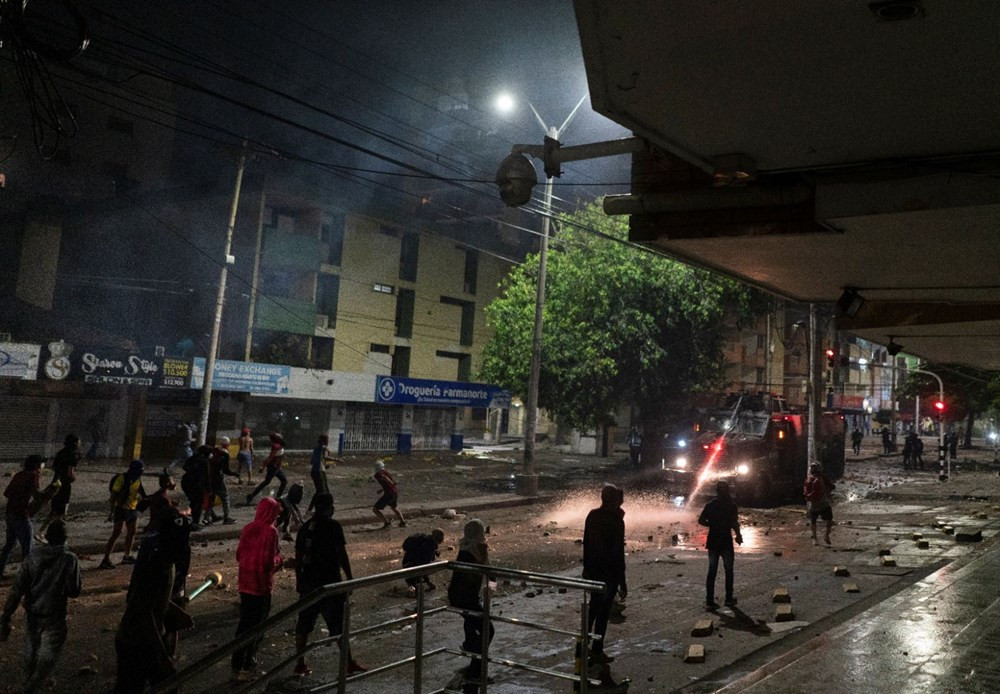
[308,434,338,512]
[276,483,305,542]
[850,428,863,456]
[180,446,212,530]
[448,519,494,683]
[99,460,147,569]
[0,455,44,579]
[372,461,406,529]
[113,507,193,693]
[626,427,642,467]
[232,497,283,683]
[0,520,81,693]
[247,433,287,503]
[138,470,179,533]
[697,480,743,609]
[39,435,79,537]
[401,528,445,592]
[804,462,835,546]
[293,493,367,677]
[582,484,628,665]
[881,427,892,454]
[237,427,255,486]
[172,420,197,471]
[208,437,239,525]
[902,434,914,470]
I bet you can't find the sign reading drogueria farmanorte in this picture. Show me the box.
[39,341,163,386]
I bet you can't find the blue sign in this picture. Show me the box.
[376,376,510,408]
[191,358,290,394]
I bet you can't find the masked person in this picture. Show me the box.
[99,460,147,569]
[114,507,193,693]
[448,519,495,683]
[0,520,81,694]
[583,484,628,665]
[698,480,743,609]
[231,497,283,683]
[39,434,79,536]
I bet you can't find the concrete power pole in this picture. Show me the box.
[197,142,248,447]
[807,303,818,467]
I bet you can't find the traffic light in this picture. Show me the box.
[825,348,836,368]
[934,400,945,420]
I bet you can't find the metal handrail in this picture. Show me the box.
[152,560,606,694]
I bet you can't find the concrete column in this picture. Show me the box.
[397,404,413,453]
[44,399,60,459]
[450,406,465,452]
[327,402,346,454]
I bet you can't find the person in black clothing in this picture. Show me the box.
[292,493,366,678]
[948,430,959,460]
[582,484,627,665]
[448,518,495,682]
[697,481,743,610]
[208,438,239,525]
[402,529,444,591]
[180,446,212,530]
[40,434,80,535]
[850,428,863,456]
[881,427,892,454]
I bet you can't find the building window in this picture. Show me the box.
[320,215,345,266]
[392,346,411,377]
[756,334,766,350]
[395,288,414,338]
[441,296,474,346]
[317,274,340,325]
[400,233,419,281]
[312,336,334,369]
[755,367,765,385]
[437,350,472,382]
[373,283,394,294]
[370,343,391,354]
[463,249,478,295]
[107,115,134,135]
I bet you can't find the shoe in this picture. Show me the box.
[223,518,237,525]
[398,520,407,528]
[824,536,832,545]
[381,522,392,530]
[460,641,477,652]
[245,495,254,506]
[705,600,719,610]
[293,661,311,677]
[347,660,368,674]
[589,651,615,664]
[724,597,738,607]
[120,555,137,565]
[98,558,115,570]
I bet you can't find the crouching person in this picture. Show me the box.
[402,529,445,594]
[0,520,81,693]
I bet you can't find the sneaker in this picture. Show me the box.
[293,662,311,677]
[347,660,368,674]
[120,555,137,565]
[705,600,719,610]
[223,518,237,525]
[245,494,254,506]
[98,558,115,570]
[398,520,407,528]
[724,597,738,607]
[589,651,615,664]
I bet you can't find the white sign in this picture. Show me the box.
[0,342,40,380]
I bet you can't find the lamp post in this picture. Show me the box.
[497,93,587,495]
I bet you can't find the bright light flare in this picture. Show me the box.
[495,92,516,113]
[675,457,688,469]
[736,463,750,475]
[677,439,687,448]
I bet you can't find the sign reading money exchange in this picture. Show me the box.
[191,358,290,394]
[375,376,510,408]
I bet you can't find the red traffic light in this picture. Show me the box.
[933,401,945,412]
[824,349,835,358]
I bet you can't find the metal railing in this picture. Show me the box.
[152,561,606,694]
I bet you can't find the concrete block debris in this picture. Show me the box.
[881,556,897,567]
[691,619,714,637]
[683,644,705,663]
[843,582,860,593]
[942,526,954,535]
[833,566,850,577]
[911,533,923,541]
[916,540,930,549]
[976,512,988,520]
[775,604,795,622]
[773,551,783,557]
[772,587,791,603]
[956,529,983,543]
[878,549,891,556]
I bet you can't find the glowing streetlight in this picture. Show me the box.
[495,92,516,114]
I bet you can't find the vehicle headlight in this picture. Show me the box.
[675,457,687,469]
[736,463,750,475]
[677,439,687,448]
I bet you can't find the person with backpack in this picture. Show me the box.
[804,462,835,546]
[98,460,147,569]
[0,520,81,693]
[0,455,45,579]
[247,433,287,503]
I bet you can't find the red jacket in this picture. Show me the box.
[236,497,283,595]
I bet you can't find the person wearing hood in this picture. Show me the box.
[582,484,628,665]
[247,433,287,504]
[99,460,147,569]
[448,519,495,682]
[231,497,284,683]
[698,480,743,610]
[0,455,45,579]
[0,520,80,693]
[39,434,79,536]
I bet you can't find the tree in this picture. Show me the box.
[480,201,761,454]
[900,365,1000,447]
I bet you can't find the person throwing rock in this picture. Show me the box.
[372,461,405,529]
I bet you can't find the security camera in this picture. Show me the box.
[495,153,538,207]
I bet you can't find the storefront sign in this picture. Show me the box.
[191,358,291,394]
[38,341,162,385]
[375,376,510,408]
[0,342,40,380]
[160,358,191,388]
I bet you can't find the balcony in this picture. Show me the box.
[261,231,322,272]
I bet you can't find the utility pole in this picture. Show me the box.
[197,141,248,446]
[807,303,818,467]
[245,188,267,361]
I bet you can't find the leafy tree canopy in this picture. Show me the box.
[480,201,762,430]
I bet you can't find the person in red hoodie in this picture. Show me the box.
[804,462,836,546]
[231,497,283,683]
